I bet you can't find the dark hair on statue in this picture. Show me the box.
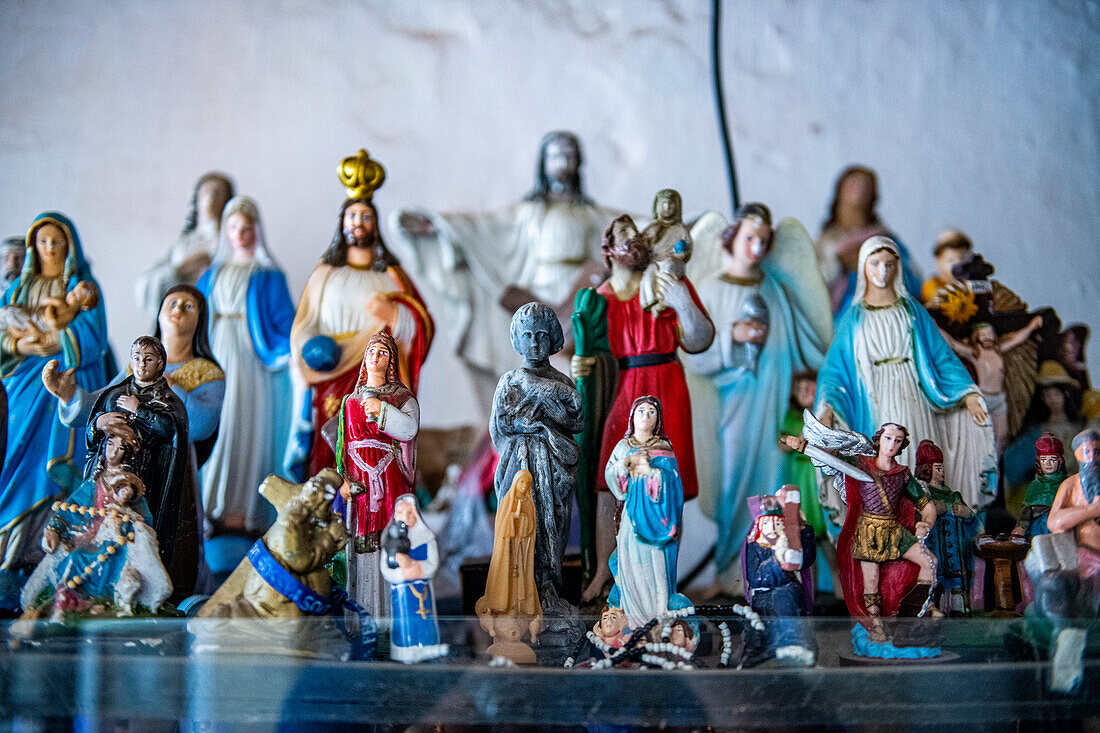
[624,395,668,441]
[131,335,167,366]
[871,422,910,455]
[822,165,880,232]
[721,202,774,255]
[524,131,592,205]
[182,172,234,235]
[320,198,398,272]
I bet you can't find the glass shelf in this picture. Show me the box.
[1,615,1097,729]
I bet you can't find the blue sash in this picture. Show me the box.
[247,539,377,656]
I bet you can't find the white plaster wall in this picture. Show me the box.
[1,0,1098,429]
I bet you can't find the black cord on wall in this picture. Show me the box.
[711,0,739,214]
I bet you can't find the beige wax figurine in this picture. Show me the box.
[475,470,542,665]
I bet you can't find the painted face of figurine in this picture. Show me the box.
[364,341,392,380]
[1039,455,1061,475]
[103,434,128,468]
[863,248,899,290]
[793,377,816,410]
[878,424,907,460]
[631,401,659,438]
[198,178,232,222]
[1042,386,1066,414]
[656,192,679,221]
[600,607,626,637]
[1075,439,1098,468]
[0,247,23,284]
[393,499,418,528]
[342,202,377,248]
[544,138,579,184]
[114,482,135,505]
[130,343,165,385]
[668,622,691,648]
[227,212,257,257]
[839,170,875,209]
[34,223,69,272]
[758,515,783,545]
[935,246,968,282]
[159,291,200,343]
[730,218,771,265]
[974,325,996,349]
[931,461,945,486]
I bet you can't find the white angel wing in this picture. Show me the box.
[802,409,874,460]
[762,217,833,344]
[686,211,728,285]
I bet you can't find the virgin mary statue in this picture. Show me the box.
[815,235,996,509]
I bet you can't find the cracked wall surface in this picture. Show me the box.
[1,0,1098,427]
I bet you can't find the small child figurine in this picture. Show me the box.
[639,189,692,314]
[379,494,448,663]
[914,440,982,615]
[0,279,98,342]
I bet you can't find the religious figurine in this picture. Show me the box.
[815,235,996,510]
[783,418,942,652]
[564,604,632,668]
[939,317,1043,453]
[491,303,583,625]
[0,213,111,605]
[925,251,1057,454]
[71,337,195,598]
[573,214,714,600]
[379,494,448,663]
[196,196,294,540]
[45,284,227,576]
[920,229,972,304]
[682,203,830,593]
[740,489,816,667]
[914,440,982,615]
[476,470,542,665]
[135,172,234,318]
[392,131,615,412]
[0,236,25,291]
[1013,433,1069,542]
[1025,429,1100,691]
[604,395,692,628]
[334,332,419,618]
[19,422,171,622]
[1006,361,1084,485]
[814,166,921,319]
[289,149,433,478]
[194,468,373,659]
[1057,324,1090,391]
[638,189,692,314]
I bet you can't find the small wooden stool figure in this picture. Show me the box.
[476,470,542,664]
[975,536,1029,616]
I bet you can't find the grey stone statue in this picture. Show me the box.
[490,302,584,625]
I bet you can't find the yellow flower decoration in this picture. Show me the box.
[940,286,978,325]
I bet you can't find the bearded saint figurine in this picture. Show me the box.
[288,149,432,479]
[392,131,616,412]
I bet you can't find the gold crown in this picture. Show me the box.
[338,149,386,200]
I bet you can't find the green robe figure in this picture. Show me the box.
[1012,432,1068,541]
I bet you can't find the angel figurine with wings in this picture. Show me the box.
[682,203,833,591]
[782,413,941,647]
